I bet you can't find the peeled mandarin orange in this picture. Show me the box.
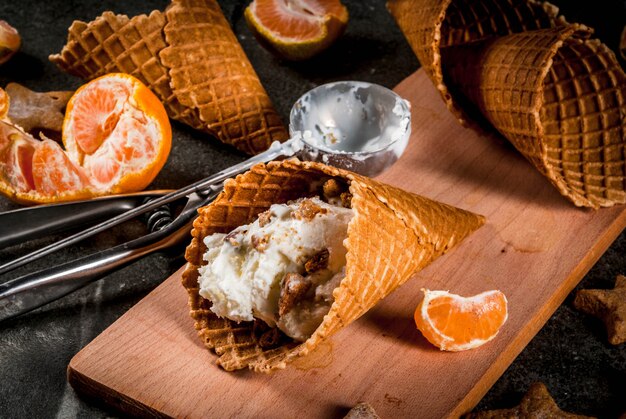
[414,289,508,352]
[245,0,348,60]
[63,73,171,194]
[0,73,171,204]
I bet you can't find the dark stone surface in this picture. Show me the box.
[0,0,624,418]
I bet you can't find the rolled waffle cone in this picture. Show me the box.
[161,0,288,155]
[182,159,485,372]
[442,26,626,207]
[387,0,563,125]
[388,0,626,208]
[49,0,288,155]
[49,10,200,129]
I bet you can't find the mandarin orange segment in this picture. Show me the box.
[32,139,90,194]
[2,134,36,192]
[414,289,508,351]
[0,73,171,205]
[245,0,348,60]
[0,87,9,119]
[70,84,126,155]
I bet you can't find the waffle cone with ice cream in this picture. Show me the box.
[388,0,626,208]
[49,0,288,155]
[182,159,485,372]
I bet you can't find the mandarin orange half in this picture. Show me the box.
[0,73,171,204]
[414,289,508,352]
[245,0,348,60]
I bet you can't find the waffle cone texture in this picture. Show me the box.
[388,0,626,208]
[49,0,288,155]
[182,159,485,372]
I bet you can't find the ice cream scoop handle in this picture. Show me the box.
[0,190,173,248]
[0,214,192,322]
[0,139,300,277]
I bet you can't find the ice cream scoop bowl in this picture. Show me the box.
[290,81,411,177]
[0,81,411,321]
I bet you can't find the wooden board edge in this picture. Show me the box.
[67,361,172,419]
[66,267,189,418]
[451,210,626,417]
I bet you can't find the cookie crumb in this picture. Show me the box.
[293,199,328,221]
[305,249,329,274]
[278,272,311,316]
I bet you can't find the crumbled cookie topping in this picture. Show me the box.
[293,199,328,221]
[278,272,312,316]
[305,249,330,274]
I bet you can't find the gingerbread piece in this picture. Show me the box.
[5,83,72,136]
[574,275,626,345]
[465,382,595,418]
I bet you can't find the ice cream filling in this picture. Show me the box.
[198,195,353,342]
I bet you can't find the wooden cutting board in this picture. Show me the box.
[68,69,626,418]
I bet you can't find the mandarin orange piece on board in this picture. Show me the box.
[0,73,171,204]
[414,289,508,351]
[245,0,348,60]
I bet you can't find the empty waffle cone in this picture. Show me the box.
[182,159,485,372]
[442,25,626,208]
[49,0,288,155]
[388,0,626,208]
[161,0,288,154]
[387,0,563,125]
[49,10,201,129]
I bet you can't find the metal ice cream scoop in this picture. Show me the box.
[290,81,411,177]
[0,81,411,321]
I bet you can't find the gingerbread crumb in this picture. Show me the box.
[340,191,353,208]
[257,210,272,227]
[278,272,311,317]
[251,234,269,252]
[464,382,595,418]
[323,178,344,199]
[224,229,242,247]
[293,199,327,221]
[305,249,330,274]
[322,178,352,208]
[573,275,626,345]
